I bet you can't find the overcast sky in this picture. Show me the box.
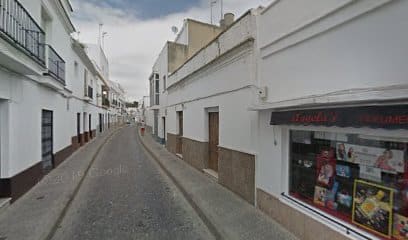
[71,0,272,102]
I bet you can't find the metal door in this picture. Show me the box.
[41,110,53,171]
[89,114,92,138]
[99,113,103,132]
[77,113,81,144]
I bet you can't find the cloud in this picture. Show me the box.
[71,0,272,101]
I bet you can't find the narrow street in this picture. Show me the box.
[50,125,214,240]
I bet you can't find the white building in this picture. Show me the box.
[107,80,127,125]
[254,1,408,240]
[165,11,258,203]
[84,43,127,128]
[0,0,117,201]
[147,18,223,144]
[149,1,408,239]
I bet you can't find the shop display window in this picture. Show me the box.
[289,130,408,239]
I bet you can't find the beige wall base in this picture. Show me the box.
[166,133,178,154]
[256,188,349,240]
[219,147,255,204]
[182,137,209,170]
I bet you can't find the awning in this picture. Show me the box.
[270,105,408,130]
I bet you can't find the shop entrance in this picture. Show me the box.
[208,112,219,172]
[176,111,183,154]
[41,110,53,171]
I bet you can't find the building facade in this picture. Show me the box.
[166,11,258,203]
[147,19,222,144]
[148,1,408,239]
[254,1,408,240]
[0,0,122,201]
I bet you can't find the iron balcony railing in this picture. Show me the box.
[0,0,46,65]
[46,45,65,85]
[102,98,110,107]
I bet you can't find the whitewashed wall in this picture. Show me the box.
[258,0,408,106]
[255,0,408,199]
[168,12,256,88]
[150,43,169,139]
[0,0,109,179]
[166,13,258,153]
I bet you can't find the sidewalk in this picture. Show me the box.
[138,129,298,240]
[0,127,122,240]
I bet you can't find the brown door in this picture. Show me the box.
[176,111,183,154]
[208,112,219,171]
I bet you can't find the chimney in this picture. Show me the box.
[220,13,235,30]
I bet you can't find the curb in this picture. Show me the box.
[136,127,224,240]
[44,126,123,240]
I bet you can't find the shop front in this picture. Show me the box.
[271,105,408,240]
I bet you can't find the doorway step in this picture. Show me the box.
[0,198,11,215]
[203,168,218,181]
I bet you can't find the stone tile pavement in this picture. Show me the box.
[138,128,298,240]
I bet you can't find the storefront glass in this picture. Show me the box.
[290,130,408,239]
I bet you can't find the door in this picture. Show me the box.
[153,110,159,137]
[82,112,87,134]
[176,111,183,154]
[162,117,166,141]
[89,114,92,138]
[99,113,103,132]
[77,113,81,144]
[42,110,53,171]
[108,114,110,128]
[208,112,219,171]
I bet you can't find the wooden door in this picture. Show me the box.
[208,112,219,171]
[176,111,183,154]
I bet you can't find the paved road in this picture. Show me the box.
[51,125,214,240]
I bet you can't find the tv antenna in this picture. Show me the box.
[171,26,178,35]
[210,0,224,25]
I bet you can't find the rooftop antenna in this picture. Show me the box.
[220,0,223,20]
[210,0,217,25]
[171,26,178,35]
[102,32,108,51]
[98,23,103,47]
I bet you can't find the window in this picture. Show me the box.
[155,73,160,105]
[150,79,154,107]
[74,61,79,78]
[84,69,88,96]
[289,130,407,238]
[163,76,166,91]
[155,74,160,94]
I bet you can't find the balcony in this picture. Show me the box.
[83,86,93,102]
[102,98,110,108]
[45,45,65,85]
[0,0,46,66]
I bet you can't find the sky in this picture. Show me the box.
[71,0,272,102]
